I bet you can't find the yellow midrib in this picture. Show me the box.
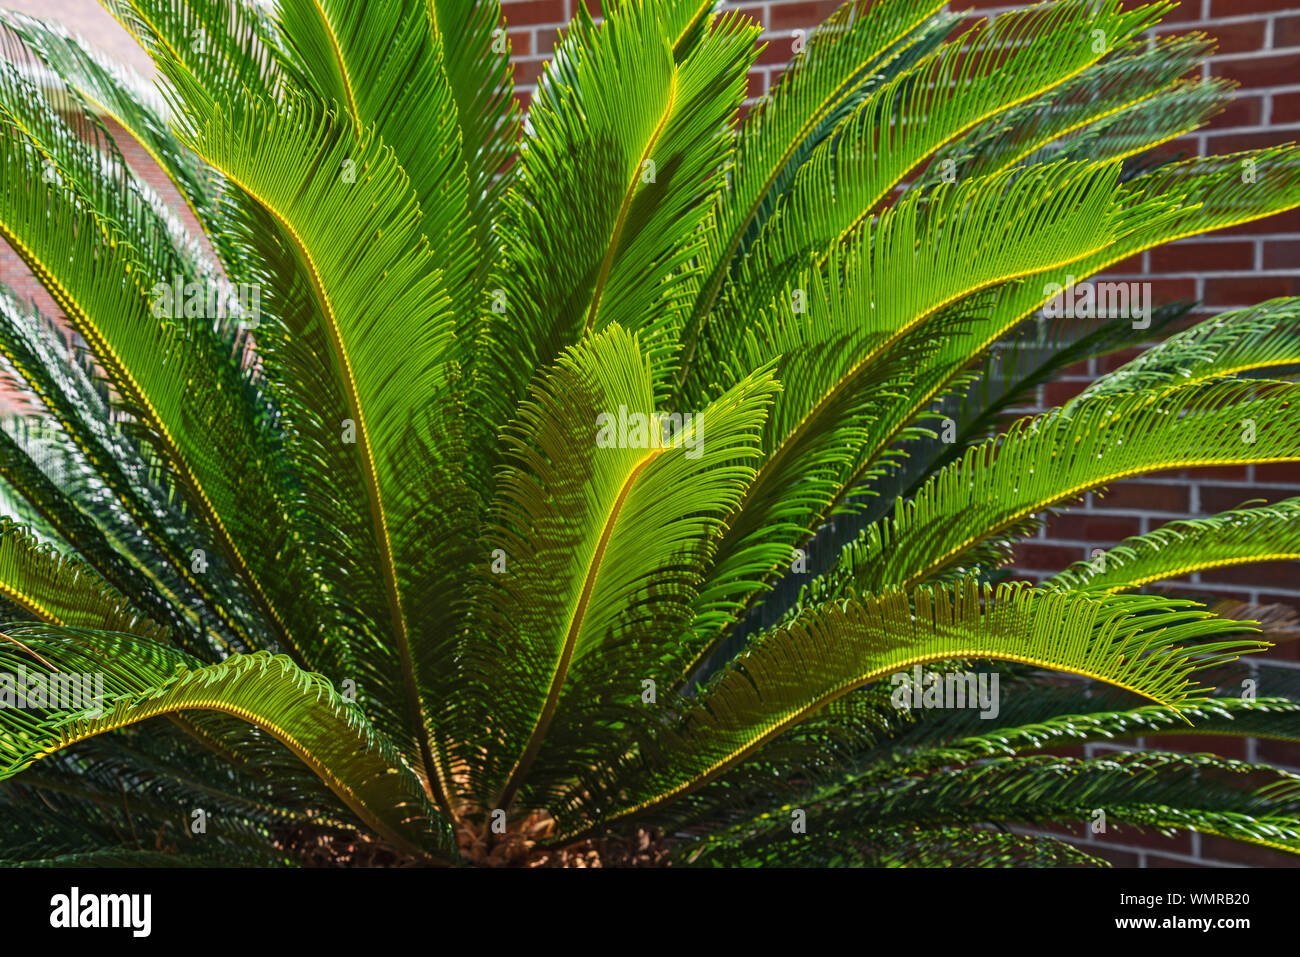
[904,456,1300,591]
[1091,552,1300,593]
[825,41,1117,262]
[194,149,448,809]
[679,1,947,371]
[0,218,285,656]
[584,70,678,335]
[43,689,430,860]
[309,0,362,135]
[827,201,1300,527]
[564,644,1197,841]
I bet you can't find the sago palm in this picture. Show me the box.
[0,0,1298,868]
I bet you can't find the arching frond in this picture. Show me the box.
[677,0,957,368]
[1050,498,1300,594]
[468,324,778,810]
[555,580,1263,835]
[475,0,760,439]
[0,629,453,861]
[846,381,1300,594]
[682,161,1123,676]
[1077,298,1300,402]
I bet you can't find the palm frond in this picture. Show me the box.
[1050,498,1300,594]
[0,628,453,861]
[468,324,778,810]
[554,580,1263,835]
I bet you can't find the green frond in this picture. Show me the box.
[0,9,232,268]
[100,0,290,109]
[468,324,778,810]
[928,32,1219,183]
[685,824,1110,868]
[275,0,475,309]
[906,697,1300,770]
[0,286,247,653]
[677,0,956,369]
[0,128,298,657]
[1050,498,1300,594]
[849,145,1300,489]
[0,21,210,288]
[177,83,479,814]
[554,580,1263,836]
[846,381,1300,594]
[474,0,760,440]
[0,519,162,637]
[0,628,453,860]
[879,302,1193,507]
[682,161,1124,673]
[686,752,1300,863]
[715,0,1165,332]
[1002,79,1232,172]
[429,0,519,282]
[1078,298,1300,401]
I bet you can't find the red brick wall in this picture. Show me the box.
[499,0,1300,867]
[2,0,1297,867]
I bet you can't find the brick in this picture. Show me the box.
[1093,483,1190,512]
[1263,240,1300,270]
[1044,513,1142,543]
[1274,91,1300,124]
[1042,380,1088,407]
[509,30,533,56]
[1257,739,1300,770]
[1011,543,1084,573]
[1099,347,1145,373]
[756,41,797,66]
[1104,253,1146,274]
[1213,53,1300,91]
[1204,276,1300,305]
[501,0,565,26]
[1159,0,1203,24]
[1205,20,1267,56]
[1170,465,1250,481]
[1223,209,1300,236]
[1200,485,1292,513]
[1205,94,1263,131]
[1210,562,1300,590]
[514,58,548,86]
[1200,835,1300,867]
[1274,14,1300,49]
[1256,462,1300,484]
[1145,278,1198,303]
[767,1,842,30]
[1186,584,1254,603]
[1149,241,1254,273]
[1212,0,1296,17]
